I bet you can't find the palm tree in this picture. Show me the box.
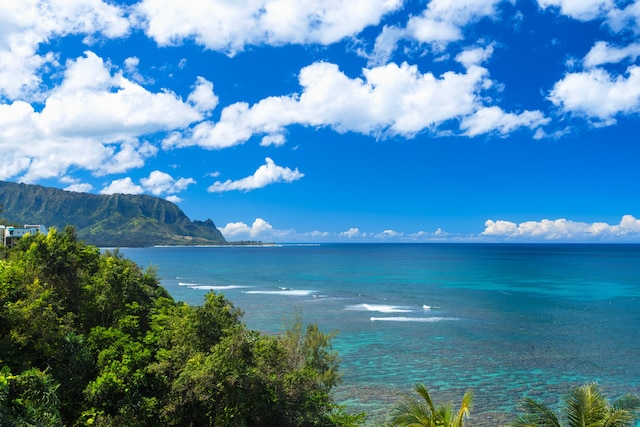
[513,383,640,427]
[386,383,473,427]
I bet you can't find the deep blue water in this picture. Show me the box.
[120,244,640,426]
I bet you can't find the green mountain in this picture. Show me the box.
[0,181,226,247]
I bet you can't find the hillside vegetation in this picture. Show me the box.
[0,228,362,426]
[0,181,225,247]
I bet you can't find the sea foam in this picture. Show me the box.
[243,289,316,296]
[345,303,413,313]
[179,283,248,290]
[370,316,458,322]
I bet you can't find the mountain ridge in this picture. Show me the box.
[0,181,227,247]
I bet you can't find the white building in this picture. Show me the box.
[1,224,48,248]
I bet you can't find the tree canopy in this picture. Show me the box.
[0,227,362,426]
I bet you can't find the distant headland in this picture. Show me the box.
[0,181,231,247]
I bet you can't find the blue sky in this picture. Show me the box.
[1,0,640,242]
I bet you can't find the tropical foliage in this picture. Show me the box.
[0,227,362,426]
[385,383,473,427]
[512,382,640,427]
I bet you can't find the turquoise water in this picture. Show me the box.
[120,244,640,426]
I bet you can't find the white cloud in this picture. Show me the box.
[208,158,304,193]
[364,25,407,66]
[167,59,540,149]
[536,0,640,35]
[260,133,286,147]
[377,229,402,238]
[606,1,640,33]
[63,182,94,193]
[96,141,159,177]
[187,77,219,113]
[217,222,460,243]
[340,227,365,238]
[548,66,640,123]
[461,106,549,136]
[407,0,506,45]
[42,52,203,138]
[99,177,144,195]
[0,0,130,99]
[238,216,635,243]
[99,170,195,197]
[537,0,614,21]
[216,216,640,243]
[165,195,183,203]
[124,56,140,72]
[583,41,640,67]
[219,218,275,240]
[135,0,402,55]
[123,56,153,84]
[482,215,640,240]
[455,45,495,68]
[366,0,507,63]
[140,170,196,195]
[0,51,211,183]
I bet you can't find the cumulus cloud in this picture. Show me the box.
[0,51,211,183]
[166,59,545,150]
[100,177,144,195]
[548,66,640,123]
[165,195,183,203]
[208,158,304,193]
[219,218,279,240]
[537,0,614,21]
[215,221,460,243]
[606,1,640,33]
[364,25,407,66]
[42,52,204,137]
[215,215,640,243]
[340,227,365,238]
[187,77,219,113]
[407,0,506,44]
[139,170,196,195]
[365,0,507,64]
[100,170,195,199]
[134,0,402,55]
[455,45,495,68]
[482,215,640,240]
[461,106,549,136]
[0,0,130,99]
[583,41,640,67]
[62,178,94,193]
[536,0,640,35]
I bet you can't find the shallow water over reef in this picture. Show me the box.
[122,244,640,426]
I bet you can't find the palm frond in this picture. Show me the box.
[387,384,473,427]
[453,390,473,427]
[414,383,437,415]
[612,394,640,413]
[512,397,561,427]
[565,383,608,427]
[602,409,635,427]
[388,397,435,426]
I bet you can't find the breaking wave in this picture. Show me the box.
[178,283,248,290]
[345,303,413,313]
[243,289,317,296]
[370,317,458,322]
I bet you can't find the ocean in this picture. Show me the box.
[120,244,640,426]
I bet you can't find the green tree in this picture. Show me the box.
[386,383,473,427]
[512,383,640,427]
[0,226,360,426]
[0,367,62,427]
